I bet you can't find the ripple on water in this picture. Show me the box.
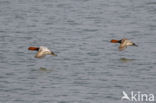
[0,0,156,103]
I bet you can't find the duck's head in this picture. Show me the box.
[28,47,39,51]
[110,39,121,43]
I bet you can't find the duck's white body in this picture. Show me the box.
[28,46,56,58]
[110,38,137,51]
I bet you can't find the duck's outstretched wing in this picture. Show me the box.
[35,51,46,58]
[119,45,127,51]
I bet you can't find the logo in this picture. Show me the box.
[121,91,155,103]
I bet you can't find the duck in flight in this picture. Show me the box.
[28,46,57,58]
[110,38,137,51]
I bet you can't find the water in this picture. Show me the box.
[0,0,156,103]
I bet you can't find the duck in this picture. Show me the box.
[110,38,137,51]
[28,46,57,58]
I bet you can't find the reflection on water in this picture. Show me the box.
[119,58,135,63]
[39,67,48,71]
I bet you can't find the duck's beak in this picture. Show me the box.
[51,52,57,56]
[133,43,138,47]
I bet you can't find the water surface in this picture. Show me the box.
[0,0,156,103]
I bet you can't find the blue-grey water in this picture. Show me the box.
[0,0,156,103]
